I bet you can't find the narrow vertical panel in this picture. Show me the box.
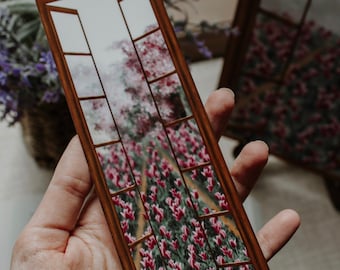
[202,214,250,265]
[120,0,159,39]
[131,235,165,270]
[183,166,230,216]
[150,73,192,123]
[50,12,89,53]
[166,119,210,169]
[112,191,151,246]
[96,143,135,193]
[65,55,104,98]
[80,99,119,145]
[135,31,175,81]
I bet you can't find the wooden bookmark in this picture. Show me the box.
[36,0,269,269]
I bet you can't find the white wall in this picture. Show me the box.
[167,0,238,26]
[262,0,340,34]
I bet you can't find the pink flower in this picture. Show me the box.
[214,235,223,246]
[173,206,185,221]
[145,236,157,250]
[193,227,205,245]
[221,246,234,259]
[140,248,156,269]
[168,260,182,270]
[216,255,226,265]
[121,207,135,221]
[159,239,171,259]
[191,190,199,199]
[215,192,230,210]
[171,239,179,250]
[207,177,215,192]
[152,204,164,223]
[181,225,190,241]
[199,252,208,261]
[124,232,136,244]
[174,178,182,187]
[188,245,200,270]
[120,220,129,233]
[159,225,172,239]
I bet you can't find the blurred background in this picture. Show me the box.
[1,0,339,269]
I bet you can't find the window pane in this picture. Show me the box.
[135,30,175,81]
[150,73,192,123]
[51,12,89,53]
[202,214,250,265]
[183,165,230,216]
[120,0,159,39]
[65,55,104,97]
[96,143,135,193]
[113,192,151,245]
[80,99,118,145]
[167,119,210,169]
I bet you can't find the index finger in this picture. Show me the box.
[29,136,92,232]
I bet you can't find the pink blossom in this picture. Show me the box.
[181,225,190,241]
[229,238,237,248]
[168,260,182,270]
[140,248,155,269]
[159,225,172,239]
[216,255,226,265]
[159,239,171,259]
[152,204,164,223]
[171,239,179,250]
[145,236,157,250]
[221,246,234,259]
[199,252,208,261]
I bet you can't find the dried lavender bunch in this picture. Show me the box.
[0,3,61,125]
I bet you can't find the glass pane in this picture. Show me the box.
[131,235,165,269]
[107,92,160,143]
[80,99,119,145]
[50,12,89,53]
[96,143,135,193]
[113,191,151,245]
[140,160,216,268]
[167,119,210,169]
[135,30,175,81]
[120,0,159,39]
[183,166,230,216]
[123,132,217,269]
[150,73,192,123]
[202,214,250,265]
[65,55,104,97]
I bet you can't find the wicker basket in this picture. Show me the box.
[20,97,76,169]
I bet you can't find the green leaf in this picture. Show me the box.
[16,18,40,41]
[7,3,38,16]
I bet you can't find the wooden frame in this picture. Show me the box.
[219,0,261,90]
[219,0,312,90]
[36,0,268,269]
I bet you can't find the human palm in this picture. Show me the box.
[11,89,300,269]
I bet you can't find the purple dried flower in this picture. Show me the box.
[0,5,63,124]
[35,63,46,72]
[0,90,18,124]
[39,51,57,73]
[0,71,6,86]
[41,90,60,103]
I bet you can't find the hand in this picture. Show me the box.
[11,89,300,269]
